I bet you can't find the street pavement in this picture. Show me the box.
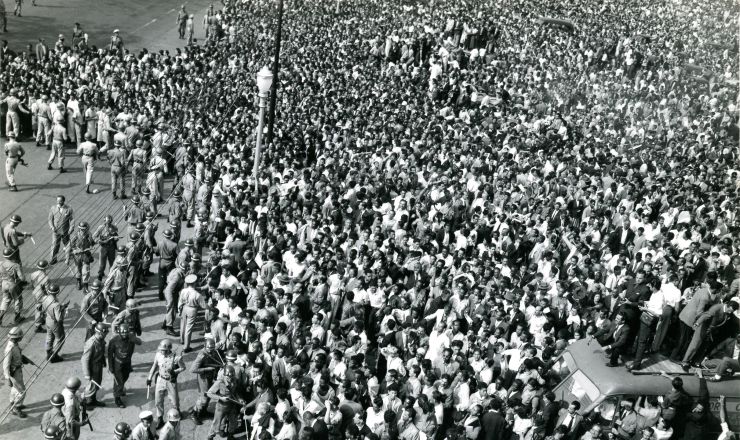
[0,1,235,438]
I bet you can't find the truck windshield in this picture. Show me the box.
[556,370,601,412]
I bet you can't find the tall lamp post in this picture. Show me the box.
[254,66,273,196]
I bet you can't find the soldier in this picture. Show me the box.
[109,29,124,56]
[114,422,132,440]
[40,393,68,438]
[147,147,168,203]
[2,214,32,265]
[107,139,128,199]
[3,88,30,138]
[48,118,69,172]
[111,298,142,336]
[49,195,74,265]
[4,326,36,418]
[168,192,184,234]
[42,284,68,362]
[43,426,62,440]
[127,229,144,296]
[181,167,197,228]
[160,408,181,439]
[163,260,188,336]
[81,322,108,407]
[131,410,156,440]
[61,377,83,440]
[173,141,188,182]
[67,221,95,291]
[0,248,24,325]
[103,246,129,314]
[124,196,145,234]
[4,132,24,192]
[77,133,99,193]
[206,365,245,440]
[93,214,119,280]
[36,94,53,147]
[176,5,188,39]
[146,339,185,429]
[179,274,205,352]
[128,140,148,195]
[140,187,156,215]
[156,229,179,300]
[108,323,141,408]
[81,280,107,340]
[141,211,158,277]
[190,337,222,425]
[169,219,182,243]
[30,260,50,333]
[193,211,209,256]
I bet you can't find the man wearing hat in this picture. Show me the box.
[103,246,129,312]
[163,259,188,336]
[126,230,144,298]
[107,139,128,199]
[190,337,221,425]
[175,238,194,267]
[160,408,181,439]
[2,214,31,265]
[147,339,185,429]
[0,247,24,325]
[168,191,184,231]
[30,259,50,332]
[3,88,30,139]
[156,229,179,300]
[40,393,67,438]
[3,326,35,418]
[179,274,205,352]
[181,167,197,227]
[140,187,155,217]
[93,214,119,281]
[61,376,83,440]
[48,195,74,265]
[114,421,132,440]
[128,140,147,196]
[141,211,158,278]
[42,284,68,362]
[36,93,53,147]
[81,322,108,407]
[48,118,69,172]
[110,29,124,55]
[67,221,95,291]
[131,410,155,440]
[124,196,145,234]
[108,322,140,408]
[77,133,99,193]
[4,131,24,192]
[81,280,107,341]
[206,364,245,439]
[111,298,142,335]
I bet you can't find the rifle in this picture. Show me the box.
[20,354,38,368]
[80,399,94,431]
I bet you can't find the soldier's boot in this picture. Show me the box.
[191,408,203,425]
[49,351,63,363]
[77,278,82,290]
[86,185,90,194]
[82,283,89,293]
[156,417,165,430]
[14,313,23,324]
[35,325,45,333]
[115,397,125,408]
[10,407,27,418]
[89,397,105,407]
[59,167,66,173]
[10,186,18,192]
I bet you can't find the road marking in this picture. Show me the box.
[133,18,157,33]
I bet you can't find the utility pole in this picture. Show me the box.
[266,0,284,146]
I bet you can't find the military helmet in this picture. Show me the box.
[37,260,50,270]
[9,214,22,224]
[158,339,173,352]
[50,393,65,407]
[90,279,102,290]
[163,229,174,239]
[47,284,61,295]
[129,231,140,241]
[116,245,127,255]
[2,249,13,258]
[65,377,81,390]
[114,422,131,436]
[44,425,60,439]
[78,221,89,230]
[167,408,181,422]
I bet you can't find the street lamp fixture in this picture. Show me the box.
[253,66,273,195]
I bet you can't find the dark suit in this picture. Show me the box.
[608,227,635,255]
[556,409,584,440]
[542,401,560,435]
[478,410,505,440]
[606,323,630,366]
[311,419,329,440]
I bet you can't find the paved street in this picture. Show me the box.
[0,1,228,438]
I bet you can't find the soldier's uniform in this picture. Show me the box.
[3,332,28,414]
[2,215,29,265]
[206,368,244,438]
[126,231,144,298]
[168,194,184,234]
[30,261,50,331]
[111,302,142,336]
[107,325,140,406]
[36,95,53,146]
[4,134,24,191]
[76,136,99,190]
[92,218,119,280]
[128,143,147,195]
[48,121,68,171]
[42,285,67,362]
[61,383,82,440]
[190,339,222,424]
[178,278,204,351]
[107,142,127,199]
[147,343,185,423]
[177,7,188,39]
[103,249,128,313]
[124,198,145,234]
[80,282,107,340]
[141,213,158,277]
[67,223,95,290]
[4,92,26,138]
[163,263,187,334]
[80,324,107,405]
[0,250,24,324]
[131,410,156,440]
[173,143,188,181]
[181,170,197,224]
[40,405,67,439]
[156,230,179,300]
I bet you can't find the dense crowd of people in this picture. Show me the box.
[1,0,740,439]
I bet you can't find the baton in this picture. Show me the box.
[30,237,36,245]
[147,383,151,400]
[90,378,103,389]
